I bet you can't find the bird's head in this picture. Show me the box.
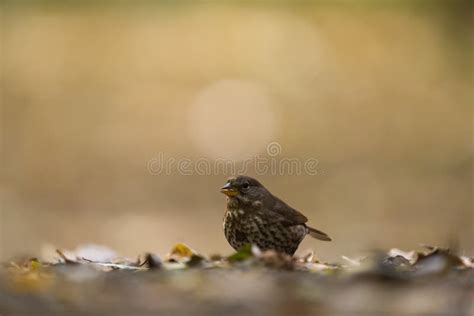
[220,176,268,204]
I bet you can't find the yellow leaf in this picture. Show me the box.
[169,243,195,258]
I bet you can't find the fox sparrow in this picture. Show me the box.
[221,176,331,255]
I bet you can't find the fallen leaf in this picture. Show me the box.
[169,243,196,259]
[227,244,254,262]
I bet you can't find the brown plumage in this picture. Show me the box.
[221,176,331,255]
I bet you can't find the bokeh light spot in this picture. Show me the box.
[188,79,278,160]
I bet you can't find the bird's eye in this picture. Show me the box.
[241,182,250,189]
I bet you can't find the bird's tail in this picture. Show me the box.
[307,226,332,241]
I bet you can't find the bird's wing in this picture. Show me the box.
[265,195,308,226]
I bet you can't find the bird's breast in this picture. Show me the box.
[224,208,246,223]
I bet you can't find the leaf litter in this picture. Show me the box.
[1,243,473,316]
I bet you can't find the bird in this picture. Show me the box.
[221,175,331,256]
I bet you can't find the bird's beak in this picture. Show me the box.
[220,182,239,197]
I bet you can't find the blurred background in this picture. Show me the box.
[1,1,472,263]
